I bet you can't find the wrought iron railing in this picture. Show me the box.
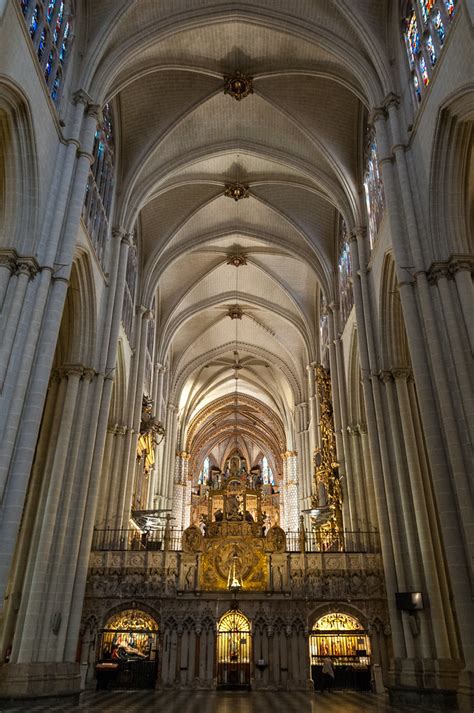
[91,527,182,552]
[285,530,380,553]
[91,528,379,554]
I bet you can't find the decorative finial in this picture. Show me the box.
[224,71,254,101]
[224,183,250,201]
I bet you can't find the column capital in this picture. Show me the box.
[14,256,40,278]
[111,226,126,240]
[0,249,18,273]
[427,261,451,284]
[448,254,474,276]
[391,367,412,382]
[351,226,366,242]
[378,370,393,385]
[382,92,401,112]
[83,367,96,382]
[58,364,84,379]
[176,451,191,461]
[281,450,297,459]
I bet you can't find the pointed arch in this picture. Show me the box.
[379,252,411,369]
[0,79,38,254]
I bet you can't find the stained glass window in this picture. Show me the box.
[364,132,385,248]
[420,0,434,22]
[426,36,437,66]
[433,12,445,45]
[260,456,274,485]
[444,0,454,16]
[404,10,420,65]
[419,56,429,85]
[403,2,456,106]
[338,218,354,327]
[82,104,115,272]
[198,457,210,484]
[19,0,73,104]
[122,242,137,343]
[320,290,329,362]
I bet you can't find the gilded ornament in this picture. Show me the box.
[227,253,247,267]
[224,71,254,101]
[224,183,250,201]
[227,305,243,320]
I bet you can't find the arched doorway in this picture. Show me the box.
[309,612,371,691]
[216,609,251,689]
[97,609,159,690]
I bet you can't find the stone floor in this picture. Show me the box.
[0,690,443,713]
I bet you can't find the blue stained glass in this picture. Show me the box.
[426,36,437,65]
[29,5,39,37]
[444,0,454,16]
[59,22,69,63]
[405,11,420,65]
[46,0,55,21]
[419,55,429,85]
[21,0,30,15]
[44,49,54,78]
[37,27,47,60]
[419,0,434,22]
[53,3,64,42]
[51,71,61,102]
[364,136,385,248]
[433,12,445,44]
[413,74,422,101]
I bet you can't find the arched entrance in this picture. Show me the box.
[309,612,371,691]
[97,609,158,690]
[216,609,251,689]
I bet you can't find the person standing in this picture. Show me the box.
[320,656,335,693]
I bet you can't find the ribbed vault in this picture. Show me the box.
[80,0,391,475]
[186,394,286,481]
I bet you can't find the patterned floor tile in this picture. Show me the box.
[0,690,443,713]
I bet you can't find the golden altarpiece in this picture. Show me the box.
[182,454,287,592]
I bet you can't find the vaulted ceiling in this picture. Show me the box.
[82,0,391,465]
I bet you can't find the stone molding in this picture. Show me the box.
[427,254,474,284]
[0,249,40,278]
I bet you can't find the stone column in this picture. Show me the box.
[0,93,98,610]
[393,368,451,660]
[347,426,369,530]
[358,425,378,531]
[375,104,473,669]
[115,307,151,528]
[429,264,473,447]
[281,452,299,531]
[0,249,17,310]
[14,365,83,662]
[450,256,474,353]
[171,451,190,529]
[379,370,429,657]
[349,229,406,657]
